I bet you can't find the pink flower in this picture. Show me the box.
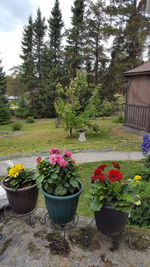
[62,150,72,158]
[56,154,64,161]
[71,157,76,163]
[49,154,57,165]
[36,156,42,164]
[58,159,68,167]
[49,148,60,154]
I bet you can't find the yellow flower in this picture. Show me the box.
[8,164,25,178]
[133,175,142,182]
[134,200,141,206]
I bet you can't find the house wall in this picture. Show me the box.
[128,75,150,105]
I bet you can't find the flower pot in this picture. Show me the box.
[42,181,83,224]
[2,178,39,215]
[94,205,128,236]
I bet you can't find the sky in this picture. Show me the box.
[0,0,75,74]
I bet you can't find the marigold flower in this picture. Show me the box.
[107,169,123,183]
[8,164,25,178]
[133,175,142,182]
[134,200,141,206]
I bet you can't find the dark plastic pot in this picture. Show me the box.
[42,181,83,225]
[94,205,128,236]
[2,178,39,215]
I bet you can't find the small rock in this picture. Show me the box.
[0,186,9,209]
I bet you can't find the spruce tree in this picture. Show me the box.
[20,15,36,115]
[33,8,47,118]
[65,0,85,78]
[46,0,64,116]
[84,0,107,85]
[0,60,11,124]
[103,0,150,99]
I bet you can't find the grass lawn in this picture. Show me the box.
[0,117,142,157]
[38,160,144,218]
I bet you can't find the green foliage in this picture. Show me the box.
[0,60,11,125]
[137,155,150,182]
[55,71,99,135]
[129,182,150,228]
[36,149,81,196]
[15,97,29,119]
[113,114,124,123]
[26,116,35,123]
[11,122,22,131]
[99,102,114,117]
[0,96,11,125]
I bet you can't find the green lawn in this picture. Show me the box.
[38,160,144,218]
[0,117,142,157]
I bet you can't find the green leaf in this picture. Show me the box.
[69,179,79,188]
[51,173,58,179]
[54,185,67,196]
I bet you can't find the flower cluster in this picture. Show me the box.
[142,134,150,154]
[87,162,142,214]
[35,148,80,196]
[91,162,123,183]
[4,164,36,191]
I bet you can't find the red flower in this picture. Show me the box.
[107,169,123,183]
[97,164,108,171]
[94,167,103,175]
[112,162,120,169]
[91,173,105,183]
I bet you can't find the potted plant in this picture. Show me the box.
[35,148,83,225]
[2,163,38,214]
[86,162,141,236]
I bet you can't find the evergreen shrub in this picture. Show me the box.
[26,116,35,123]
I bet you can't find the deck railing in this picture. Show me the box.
[125,104,150,132]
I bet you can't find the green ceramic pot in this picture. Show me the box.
[42,181,83,225]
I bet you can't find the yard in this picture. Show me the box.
[0,116,142,157]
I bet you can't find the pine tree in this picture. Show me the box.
[65,0,85,78]
[0,59,11,124]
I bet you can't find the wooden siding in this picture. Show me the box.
[125,104,150,132]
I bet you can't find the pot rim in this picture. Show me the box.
[1,177,37,192]
[42,180,83,200]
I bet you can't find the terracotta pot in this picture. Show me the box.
[94,205,128,236]
[2,178,39,215]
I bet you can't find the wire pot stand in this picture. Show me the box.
[39,212,95,242]
[0,205,37,240]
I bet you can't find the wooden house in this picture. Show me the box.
[124,61,150,134]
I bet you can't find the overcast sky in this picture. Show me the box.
[0,0,75,74]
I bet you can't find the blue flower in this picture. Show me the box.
[142,134,150,154]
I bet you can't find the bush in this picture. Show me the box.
[26,116,35,123]
[113,115,124,123]
[129,182,150,228]
[99,102,114,117]
[11,122,22,131]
